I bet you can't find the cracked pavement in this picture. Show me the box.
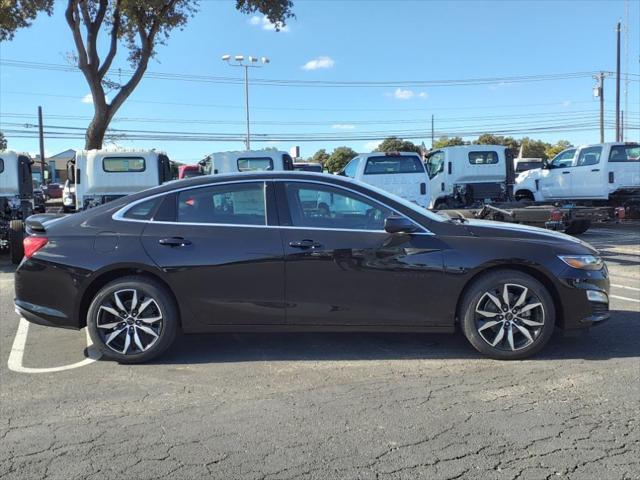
[1,225,639,480]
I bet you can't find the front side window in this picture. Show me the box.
[550,149,576,168]
[103,156,146,172]
[609,145,640,162]
[576,146,603,167]
[364,155,424,175]
[285,182,392,231]
[0,158,4,174]
[177,182,266,225]
[468,151,498,165]
[426,151,444,179]
[343,157,360,178]
[237,157,273,172]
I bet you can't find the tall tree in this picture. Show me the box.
[520,137,551,160]
[376,136,421,154]
[432,136,466,148]
[3,0,294,149]
[0,131,7,150]
[325,146,357,173]
[310,148,330,165]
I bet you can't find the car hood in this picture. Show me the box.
[515,167,542,184]
[462,219,598,254]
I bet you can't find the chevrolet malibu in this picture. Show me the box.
[14,172,610,363]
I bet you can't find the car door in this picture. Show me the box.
[608,144,640,192]
[540,148,576,198]
[571,146,604,198]
[275,180,446,326]
[140,180,285,327]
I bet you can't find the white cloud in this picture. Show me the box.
[488,81,514,91]
[363,140,382,151]
[332,124,355,130]
[418,92,429,99]
[248,15,289,32]
[302,56,335,71]
[391,88,414,100]
[81,93,93,104]
[561,100,572,107]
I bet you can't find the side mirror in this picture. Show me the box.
[384,215,419,234]
[66,161,76,183]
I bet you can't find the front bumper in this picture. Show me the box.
[557,265,610,329]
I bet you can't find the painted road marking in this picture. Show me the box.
[611,284,640,292]
[610,295,640,304]
[7,318,102,374]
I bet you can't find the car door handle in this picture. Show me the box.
[158,237,192,247]
[591,169,600,172]
[289,239,322,249]
[562,171,571,174]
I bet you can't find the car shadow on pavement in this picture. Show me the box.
[149,309,639,365]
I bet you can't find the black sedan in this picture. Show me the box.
[14,172,610,363]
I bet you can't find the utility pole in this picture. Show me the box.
[615,21,621,141]
[243,65,250,150]
[431,114,434,149]
[621,110,624,141]
[593,72,606,143]
[37,106,46,184]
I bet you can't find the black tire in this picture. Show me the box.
[459,270,555,360]
[9,220,25,265]
[87,276,178,364]
[515,190,534,202]
[563,220,591,235]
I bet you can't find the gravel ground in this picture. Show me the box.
[1,224,638,480]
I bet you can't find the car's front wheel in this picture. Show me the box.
[459,270,555,360]
[87,276,178,363]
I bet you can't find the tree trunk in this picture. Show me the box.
[85,111,110,150]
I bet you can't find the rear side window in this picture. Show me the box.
[364,155,424,175]
[103,157,146,172]
[609,145,640,162]
[237,157,273,172]
[576,146,602,166]
[123,198,160,220]
[177,182,266,225]
[0,158,4,174]
[468,151,498,165]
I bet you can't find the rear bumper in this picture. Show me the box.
[14,301,78,330]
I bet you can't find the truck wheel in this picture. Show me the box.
[564,220,591,235]
[515,190,534,202]
[9,220,25,264]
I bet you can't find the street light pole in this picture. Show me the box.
[222,54,270,151]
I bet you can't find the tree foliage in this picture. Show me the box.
[0,131,7,150]
[376,136,421,154]
[474,133,519,152]
[325,146,357,173]
[432,136,466,149]
[0,0,54,41]
[519,137,550,160]
[544,140,572,160]
[3,0,294,149]
[310,148,330,165]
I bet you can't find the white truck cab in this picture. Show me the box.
[68,149,173,210]
[425,145,511,208]
[202,150,294,175]
[339,152,430,208]
[515,142,640,203]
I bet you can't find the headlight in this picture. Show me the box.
[558,255,603,270]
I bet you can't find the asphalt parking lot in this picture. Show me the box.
[1,224,638,480]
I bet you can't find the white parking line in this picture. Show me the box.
[7,318,102,374]
[610,295,640,304]
[611,284,640,292]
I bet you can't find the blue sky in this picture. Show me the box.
[1,0,638,163]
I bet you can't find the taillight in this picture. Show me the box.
[549,209,563,222]
[23,236,48,259]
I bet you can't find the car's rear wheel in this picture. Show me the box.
[87,276,178,363]
[460,270,555,359]
[564,220,591,235]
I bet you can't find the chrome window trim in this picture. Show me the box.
[112,177,433,235]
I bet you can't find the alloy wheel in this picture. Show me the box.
[96,289,163,355]
[474,283,545,352]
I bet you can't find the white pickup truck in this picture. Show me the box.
[515,142,640,205]
[339,152,430,208]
